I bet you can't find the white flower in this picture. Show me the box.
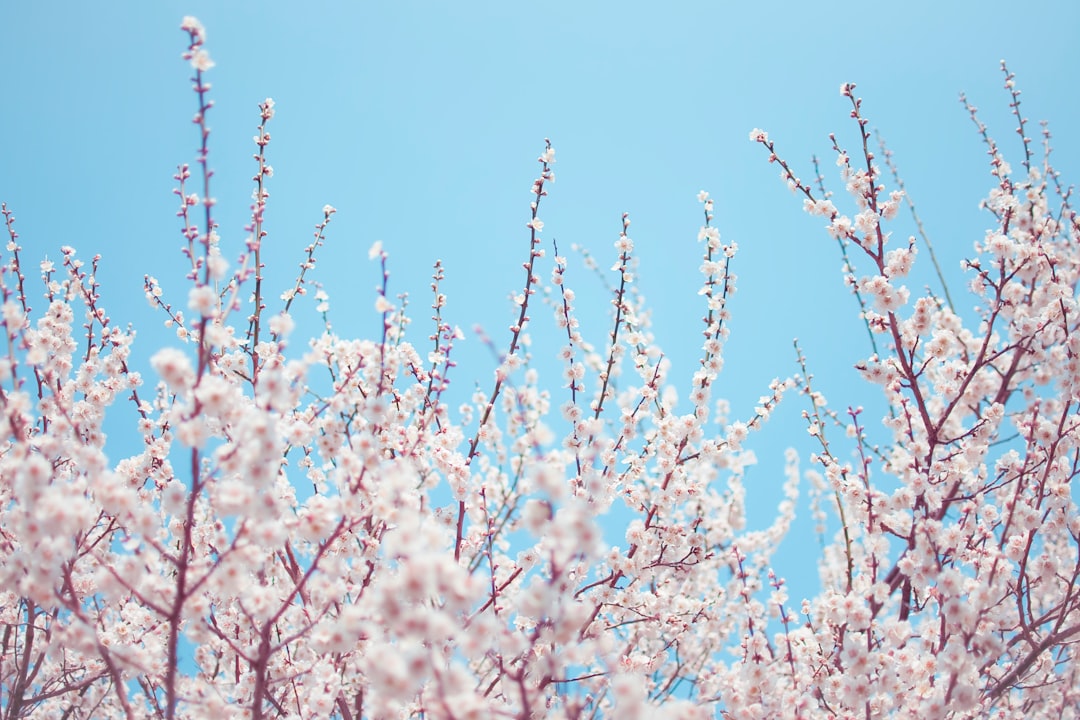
[269,312,294,337]
[190,48,215,72]
[188,285,218,317]
[207,248,229,281]
[151,347,195,394]
[180,16,205,38]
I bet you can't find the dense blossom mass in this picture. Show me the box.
[1,16,1078,720]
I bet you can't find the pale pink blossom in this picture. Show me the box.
[0,37,1073,720]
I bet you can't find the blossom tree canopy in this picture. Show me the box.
[0,16,1078,720]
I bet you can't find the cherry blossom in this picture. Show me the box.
[0,25,1077,720]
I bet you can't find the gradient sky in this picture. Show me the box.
[2,1,1078,599]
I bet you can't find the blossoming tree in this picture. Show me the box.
[1,17,1078,720]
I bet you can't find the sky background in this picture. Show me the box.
[2,1,1078,599]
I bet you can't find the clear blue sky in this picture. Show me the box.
[2,1,1078,597]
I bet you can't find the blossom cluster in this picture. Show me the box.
[0,23,1077,720]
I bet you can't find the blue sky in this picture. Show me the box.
[2,1,1078,597]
